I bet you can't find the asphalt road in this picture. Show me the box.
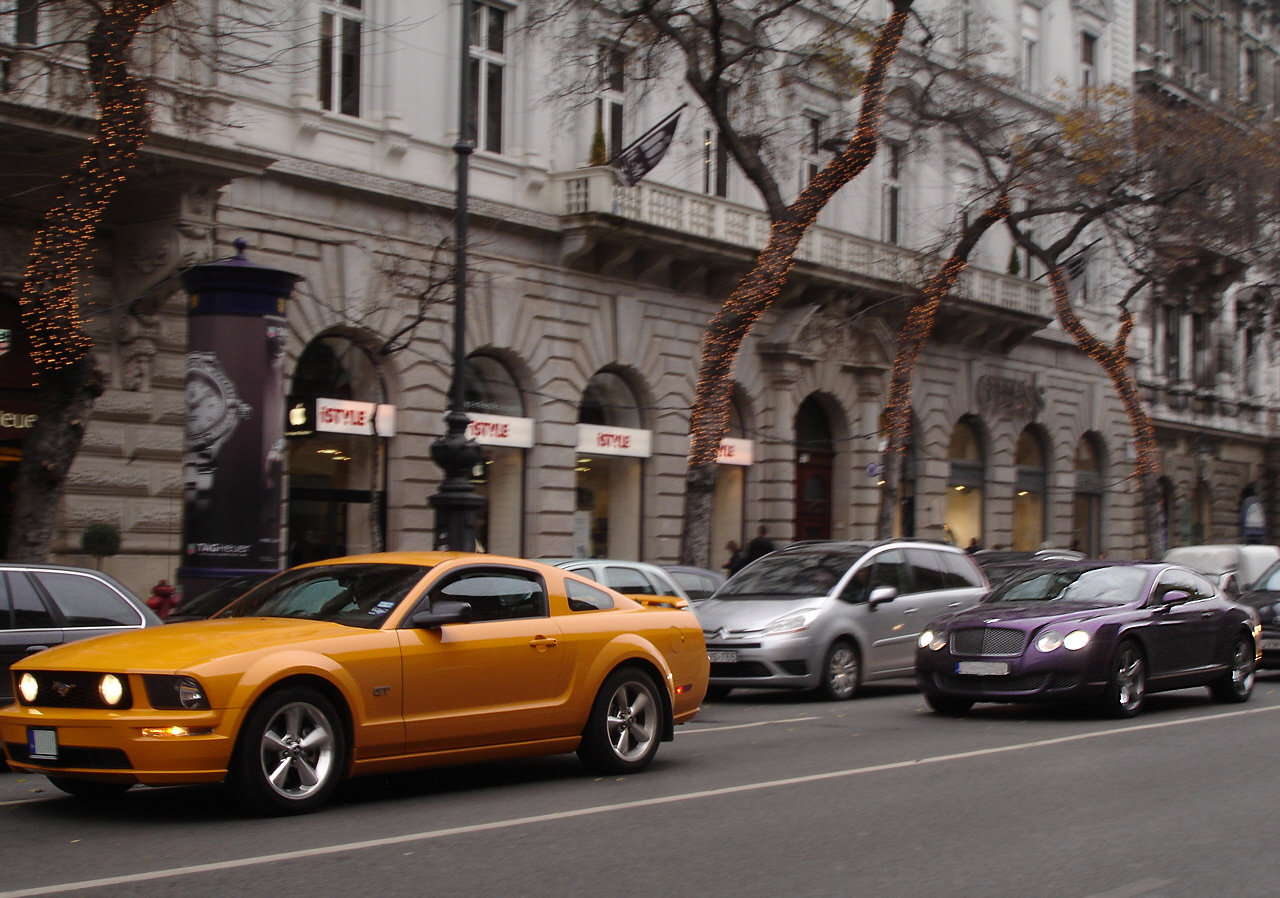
[4,675,1280,898]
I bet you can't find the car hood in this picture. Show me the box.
[695,596,825,631]
[11,617,368,673]
[937,600,1129,631]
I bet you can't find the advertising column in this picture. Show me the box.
[178,241,300,599]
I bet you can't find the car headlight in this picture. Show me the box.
[918,630,947,651]
[99,674,125,707]
[1062,629,1091,651]
[762,609,818,635]
[1035,630,1064,652]
[143,675,211,710]
[18,672,38,703]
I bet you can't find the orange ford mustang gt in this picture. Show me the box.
[0,552,708,815]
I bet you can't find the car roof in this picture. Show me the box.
[776,539,969,554]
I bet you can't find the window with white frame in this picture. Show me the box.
[1239,302,1261,396]
[883,143,903,245]
[801,113,824,187]
[1162,305,1182,380]
[958,0,973,54]
[595,46,625,161]
[2,0,37,45]
[1188,15,1206,73]
[1159,0,1181,60]
[1066,249,1090,305]
[1081,32,1097,89]
[1243,46,1260,105]
[469,1,507,153]
[1020,3,1040,91]
[703,128,729,197]
[319,0,363,117]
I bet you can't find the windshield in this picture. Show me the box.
[986,565,1148,606]
[716,548,866,600]
[1251,561,1280,592]
[217,563,430,628]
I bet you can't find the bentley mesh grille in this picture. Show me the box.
[949,627,1026,657]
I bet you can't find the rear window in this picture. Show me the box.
[31,571,144,628]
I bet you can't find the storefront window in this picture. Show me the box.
[464,354,527,556]
[575,371,647,558]
[711,396,749,568]
[1073,433,1106,555]
[946,417,985,549]
[795,397,834,541]
[1013,427,1047,550]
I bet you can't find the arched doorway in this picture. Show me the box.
[946,417,986,549]
[463,353,528,556]
[1073,433,1106,555]
[1013,427,1048,550]
[795,396,834,541]
[711,394,750,568]
[286,335,389,565]
[575,370,648,558]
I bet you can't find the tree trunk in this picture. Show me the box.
[6,1,172,560]
[874,199,1010,538]
[678,1,913,567]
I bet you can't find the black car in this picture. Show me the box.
[0,563,161,704]
[1237,560,1280,668]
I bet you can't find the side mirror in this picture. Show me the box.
[411,599,472,628]
[1154,589,1191,609]
[868,585,897,607]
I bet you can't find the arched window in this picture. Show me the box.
[795,396,834,541]
[464,353,527,556]
[576,371,647,558]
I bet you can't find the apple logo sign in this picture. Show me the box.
[289,404,307,426]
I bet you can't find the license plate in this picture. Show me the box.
[28,727,58,761]
[707,650,738,663]
[957,661,1009,676]
[1262,639,1280,651]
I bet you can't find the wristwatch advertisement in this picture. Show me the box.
[184,351,253,505]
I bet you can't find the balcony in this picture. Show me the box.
[551,168,1052,349]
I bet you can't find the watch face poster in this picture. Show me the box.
[182,313,287,578]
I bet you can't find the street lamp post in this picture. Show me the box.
[429,0,484,551]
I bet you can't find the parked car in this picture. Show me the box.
[916,561,1260,717]
[165,571,277,623]
[0,552,707,814]
[973,549,1087,590]
[1236,559,1280,668]
[662,565,725,601]
[1162,544,1280,598]
[544,559,691,604]
[0,563,161,705]
[696,539,988,700]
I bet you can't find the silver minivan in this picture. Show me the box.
[697,540,988,700]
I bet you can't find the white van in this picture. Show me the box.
[1162,544,1280,597]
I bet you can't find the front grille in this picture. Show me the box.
[5,742,132,769]
[16,671,133,710]
[950,627,1026,657]
[934,671,1081,695]
[710,661,772,678]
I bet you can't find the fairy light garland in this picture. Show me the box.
[19,0,172,373]
[686,3,912,472]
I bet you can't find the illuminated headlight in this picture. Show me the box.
[18,672,38,703]
[918,630,947,651]
[99,674,125,707]
[1062,629,1091,651]
[1035,630,1064,653]
[142,675,211,710]
[762,609,818,635]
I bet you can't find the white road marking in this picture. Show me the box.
[682,715,821,733]
[1083,878,1173,897]
[2,703,1278,897]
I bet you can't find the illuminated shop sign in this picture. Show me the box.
[575,424,652,458]
[285,397,397,437]
[0,402,38,440]
[466,413,534,448]
[716,437,754,466]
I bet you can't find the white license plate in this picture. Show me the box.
[707,650,738,663]
[1262,639,1280,651]
[957,661,1010,676]
[28,727,58,760]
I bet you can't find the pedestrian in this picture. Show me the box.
[744,525,776,564]
[724,540,747,576]
[966,537,982,554]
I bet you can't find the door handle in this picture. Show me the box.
[1200,612,1214,619]
[24,645,50,654]
[529,636,558,649]
[948,602,964,608]
[902,608,917,614]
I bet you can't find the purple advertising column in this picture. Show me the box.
[178,240,300,601]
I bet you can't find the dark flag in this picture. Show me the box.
[612,104,687,187]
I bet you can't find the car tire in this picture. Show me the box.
[1209,633,1256,704]
[229,686,346,816]
[925,693,974,716]
[818,639,860,701]
[704,685,734,701]
[46,777,131,800]
[1099,641,1146,718]
[577,667,664,775]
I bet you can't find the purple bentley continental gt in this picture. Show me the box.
[916,561,1260,718]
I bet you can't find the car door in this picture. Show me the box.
[905,547,979,629]
[398,565,568,754]
[0,571,64,704]
[1144,569,1221,677]
[851,549,916,675]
